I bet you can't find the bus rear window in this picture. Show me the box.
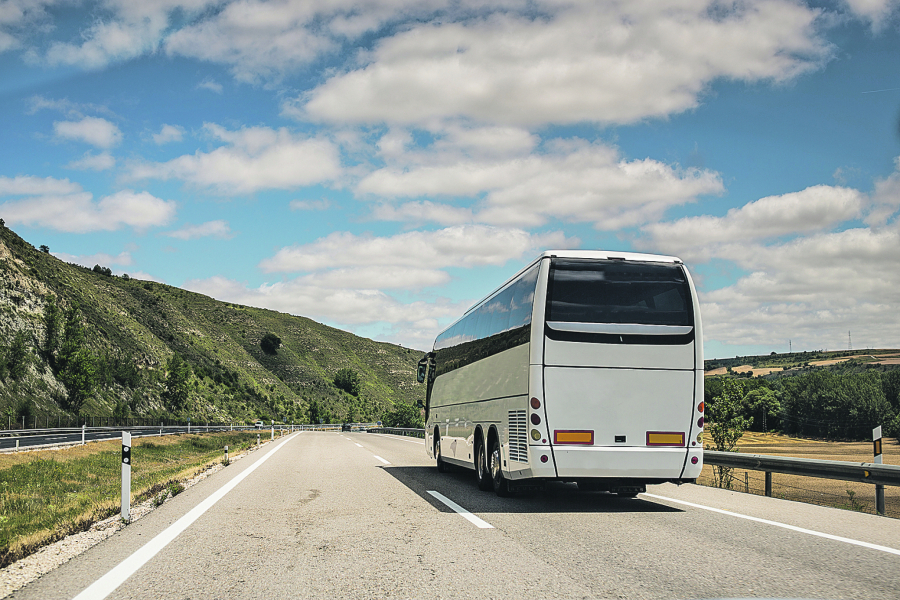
[546,259,693,326]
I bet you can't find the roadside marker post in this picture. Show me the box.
[874,426,885,516]
[15,439,19,452]
[81,424,86,445]
[224,445,229,464]
[257,433,260,447]
[271,420,275,441]
[121,432,132,522]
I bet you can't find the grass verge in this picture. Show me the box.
[0,431,260,568]
[698,431,900,518]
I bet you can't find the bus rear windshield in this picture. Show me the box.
[546,259,693,327]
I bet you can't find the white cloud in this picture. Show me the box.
[166,220,233,240]
[360,137,724,229]
[152,124,184,145]
[290,199,331,211]
[258,224,578,273]
[197,78,223,93]
[303,1,830,126]
[53,117,122,148]
[53,250,133,269]
[644,185,865,261]
[65,152,116,171]
[183,274,466,350]
[0,175,81,196]
[128,124,341,194]
[0,0,58,54]
[843,0,899,29]
[700,225,900,351]
[0,188,176,233]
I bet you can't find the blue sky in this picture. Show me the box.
[1,0,899,357]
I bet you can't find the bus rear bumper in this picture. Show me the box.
[551,446,702,479]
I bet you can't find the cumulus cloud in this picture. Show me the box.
[0,186,176,233]
[360,137,723,229]
[258,225,578,273]
[128,124,341,194]
[197,77,223,93]
[843,0,899,30]
[53,250,133,269]
[165,220,233,240]
[644,185,865,261]
[183,274,465,349]
[152,124,184,145]
[53,117,122,148]
[303,1,831,126]
[290,199,331,211]
[699,225,900,351]
[65,152,116,171]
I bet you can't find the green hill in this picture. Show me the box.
[0,222,424,425]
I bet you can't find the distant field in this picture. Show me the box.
[698,432,900,518]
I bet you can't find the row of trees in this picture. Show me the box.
[706,368,900,441]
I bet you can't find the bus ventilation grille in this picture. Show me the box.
[508,410,528,463]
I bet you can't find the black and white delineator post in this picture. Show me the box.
[874,426,885,516]
[121,431,132,522]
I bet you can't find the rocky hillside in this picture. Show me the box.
[0,222,424,424]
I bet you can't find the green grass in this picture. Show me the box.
[0,431,259,567]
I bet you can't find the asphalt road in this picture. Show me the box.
[12,431,900,599]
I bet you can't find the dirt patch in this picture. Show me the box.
[700,432,900,518]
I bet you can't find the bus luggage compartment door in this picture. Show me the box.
[543,366,694,479]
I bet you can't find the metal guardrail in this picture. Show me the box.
[704,450,900,488]
[367,427,425,438]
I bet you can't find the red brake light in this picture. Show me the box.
[530,397,541,409]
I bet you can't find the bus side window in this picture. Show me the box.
[509,265,538,330]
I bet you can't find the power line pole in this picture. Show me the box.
[848,331,852,351]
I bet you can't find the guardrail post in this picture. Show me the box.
[874,426,885,516]
[765,471,772,497]
[81,424,86,445]
[121,432,131,522]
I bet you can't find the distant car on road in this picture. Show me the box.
[255,420,264,428]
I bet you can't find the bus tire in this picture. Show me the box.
[490,438,511,497]
[435,435,449,473]
[475,438,491,491]
[617,492,639,498]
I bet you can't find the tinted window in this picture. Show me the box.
[508,265,538,330]
[546,259,693,326]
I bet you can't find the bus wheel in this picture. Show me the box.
[490,439,511,497]
[475,440,491,491]
[617,492,638,498]
[435,436,449,473]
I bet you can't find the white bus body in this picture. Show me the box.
[418,250,704,496]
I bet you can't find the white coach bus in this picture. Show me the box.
[416,250,704,496]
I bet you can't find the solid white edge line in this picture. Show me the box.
[427,491,493,529]
[642,493,900,557]
[373,455,390,465]
[71,434,297,600]
[370,433,424,445]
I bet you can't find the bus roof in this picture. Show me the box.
[432,250,686,345]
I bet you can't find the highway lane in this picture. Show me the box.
[10,431,900,599]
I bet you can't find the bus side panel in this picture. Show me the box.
[427,343,530,467]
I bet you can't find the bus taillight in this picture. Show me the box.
[697,417,704,428]
[698,402,704,413]
[530,397,541,409]
[531,413,541,425]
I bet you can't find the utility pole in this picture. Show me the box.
[848,331,852,351]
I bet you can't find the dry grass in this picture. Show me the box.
[699,432,900,518]
[0,432,258,567]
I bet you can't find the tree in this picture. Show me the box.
[163,353,192,412]
[334,368,360,396]
[744,387,781,433]
[6,330,29,380]
[92,264,112,276]
[39,245,49,253]
[707,378,752,489]
[260,332,281,355]
[382,402,423,428]
[43,295,61,366]
[59,348,96,413]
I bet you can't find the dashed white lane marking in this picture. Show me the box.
[643,493,900,557]
[355,443,363,447]
[373,455,390,464]
[427,491,493,529]
[71,434,296,600]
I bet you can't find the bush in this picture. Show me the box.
[260,333,281,355]
[334,368,360,397]
[382,402,423,428]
